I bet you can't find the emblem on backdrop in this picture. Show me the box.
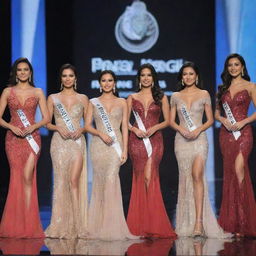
[115,0,159,54]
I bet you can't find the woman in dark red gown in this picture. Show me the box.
[215,53,256,237]
[127,63,176,238]
[0,58,49,238]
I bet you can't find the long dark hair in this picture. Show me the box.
[98,70,119,97]
[136,63,164,105]
[176,62,203,91]
[217,53,250,104]
[8,57,35,86]
[59,63,77,91]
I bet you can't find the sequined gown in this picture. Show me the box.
[127,98,176,238]
[218,89,256,236]
[171,92,229,238]
[45,94,87,238]
[88,100,137,240]
[0,88,44,238]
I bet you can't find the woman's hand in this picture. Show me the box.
[57,126,72,140]
[231,120,246,131]
[146,126,157,137]
[187,128,201,140]
[10,125,24,137]
[71,128,83,140]
[120,151,128,165]
[222,118,233,131]
[132,127,147,139]
[23,124,37,136]
[178,126,190,139]
[99,132,113,146]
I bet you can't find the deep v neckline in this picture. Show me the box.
[132,97,155,119]
[12,88,37,107]
[227,89,248,101]
[97,98,119,115]
[56,94,82,113]
[177,96,204,112]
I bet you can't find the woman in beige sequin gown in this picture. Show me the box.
[170,62,231,238]
[85,70,138,240]
[45,64,88,239]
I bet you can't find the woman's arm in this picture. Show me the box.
[121,99,128,164]
[146,95,169,137]
[0,88,24,136]
[127,95,146,138]
[84,102,113,145]
[23,88,50,136]
[232,83,256,131]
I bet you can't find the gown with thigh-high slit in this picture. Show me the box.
[127,97,176,238]
[45,94,87,239]
[87,99,137,240]
[0,87,44,238]
[218,89,256,236]
[171,92,231,238]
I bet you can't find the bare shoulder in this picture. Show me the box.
[200,89,210,97]
[77,93,89,102]
[117,97,127,106]
[34,87,45,97]
[2,87,11,96]
[246,82,256,90]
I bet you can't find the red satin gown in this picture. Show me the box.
[127,98,176,238]
[0,88,44,238]
[218,89,256,236]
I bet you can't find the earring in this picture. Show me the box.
[113,86,116,93]
[241,69,244,77]
[29,76,32,83]
[196,79,198,85]
[100,87,102,93]
[181,80,184,86]
[151,82,154,88]
[139,83,141,89]
[16,77,19,83]
[60,83,63,90]
[74,80,77,90]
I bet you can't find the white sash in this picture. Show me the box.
[132,110,152,158]
[90,98,122,159]
[222,101,241,140]
[53,97,81,145]
[17,109,40,154]
[180,105,197,132]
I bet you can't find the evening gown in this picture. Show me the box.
[0,88,44,238]
[218,89,256,236]
[171,92,230,238]
[45,94,87,238]
[127,97,176,238]
[88,100,137,240]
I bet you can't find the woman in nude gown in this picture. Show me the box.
[0,57,49,238]
[85,70,137,240]
[170,62,230,238]
[45,64,88,239]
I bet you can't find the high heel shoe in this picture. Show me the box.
[193,219,205,238]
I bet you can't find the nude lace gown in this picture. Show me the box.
[45,94,87,238]
[171,92,230,238]
[88,101,137,240]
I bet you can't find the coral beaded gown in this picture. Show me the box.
[218,89,256,236]
[127,97,176,238]
[0,88,44,238]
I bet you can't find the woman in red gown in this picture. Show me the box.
[0,57,49,238]
[127,63,176,238]
[215,53,256,237]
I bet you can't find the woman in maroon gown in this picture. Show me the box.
[127,63,176,238]
[0,58,49,238]
[215,53,256,237]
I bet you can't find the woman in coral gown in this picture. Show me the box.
[170,62,230,238]
[45,64,88,239]
[85,70,137,240]
[215,53,256,237]
[0,57,49,238]
[127,63,176,238]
